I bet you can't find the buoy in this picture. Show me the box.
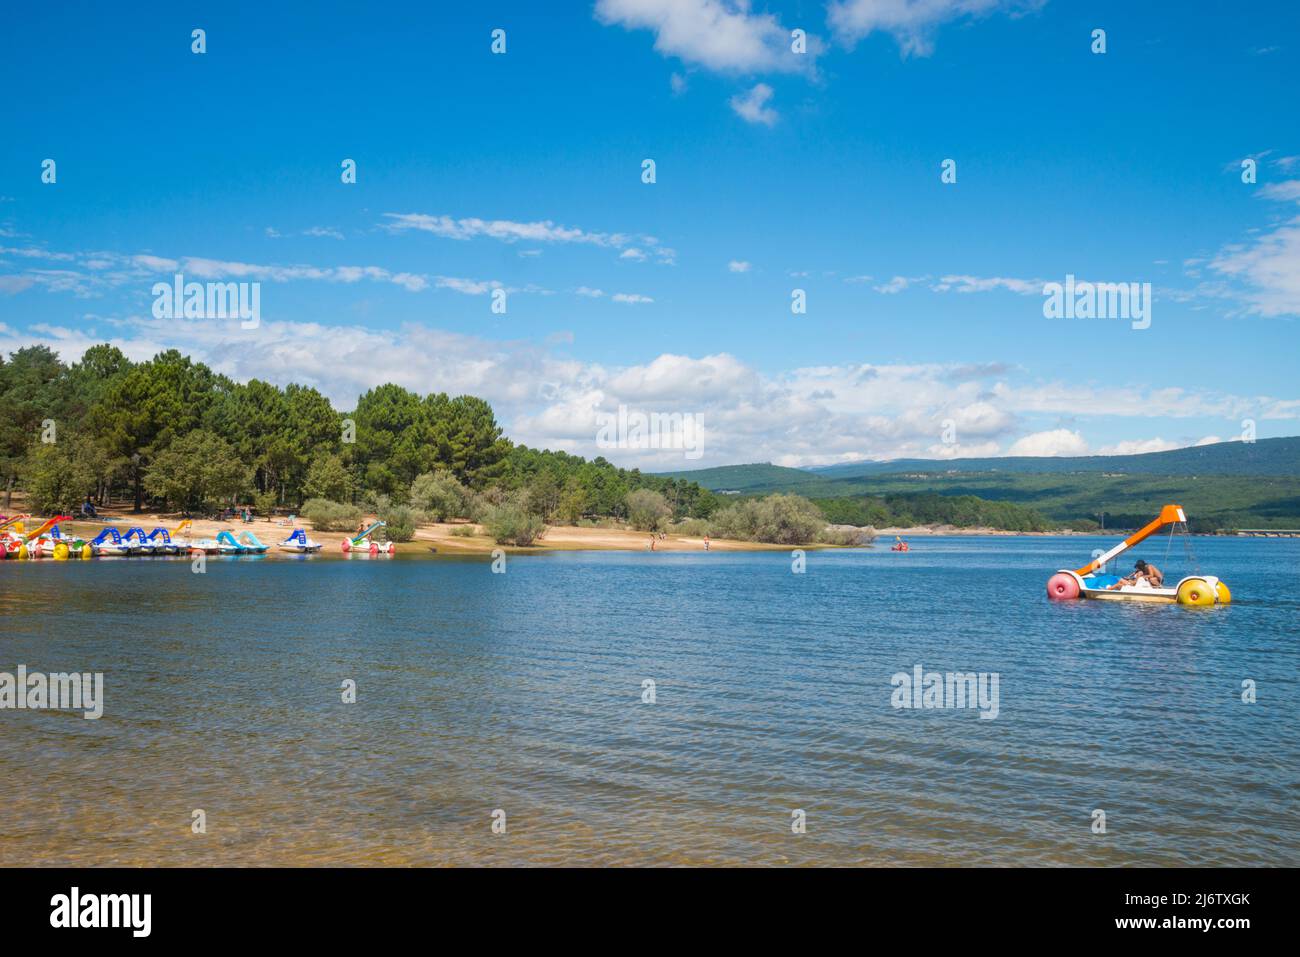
[1176,578,1215,607]
[1215,580,1232,604]
[1046,572,1081,600]
[81,543,93,559]
[54,542,69,561]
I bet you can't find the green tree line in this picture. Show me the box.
[0,344,721,521]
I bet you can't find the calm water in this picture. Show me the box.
[1,536,1296,866]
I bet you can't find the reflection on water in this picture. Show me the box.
[1,537,1297,866]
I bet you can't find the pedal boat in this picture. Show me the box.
[1046,505,1230,607]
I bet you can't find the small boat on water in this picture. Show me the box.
[341,520,396,555]
[278,528,323,553]
[1046,504,1230,606]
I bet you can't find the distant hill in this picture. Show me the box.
[665,437,1300,491]
[660,437,1300,529]
[658,462,822,493]
[809,436,1300,479]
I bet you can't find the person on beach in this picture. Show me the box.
[80,497,97,519]
[703,535,710,551]
[649,536,656,551]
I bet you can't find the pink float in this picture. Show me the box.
[1046,572,1080,600]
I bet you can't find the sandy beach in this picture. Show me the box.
[33,506,793,555]
[2,499,1094,556]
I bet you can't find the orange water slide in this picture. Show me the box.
[1072,504,1186,576]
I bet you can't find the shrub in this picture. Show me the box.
[409,470,471,521]
[379,503,417,542]
[302,497,363,532]
[481,502,548,546]
[711,493,826,545]
[625,488,671,531]
[818,525,876,546]
[671,518,713,537]
[449,524,478,537]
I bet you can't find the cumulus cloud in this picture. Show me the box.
[728,259,752,272]
[827,0,1045,57]
[1006,428,1089,457]
[729,82,778,126]
[595,0,817,74]
[2,312,1292,468]
[1095,437,1181,456]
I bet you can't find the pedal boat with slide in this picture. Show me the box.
[1046,504,1230,607]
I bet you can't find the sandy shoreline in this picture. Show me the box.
[6,502,1089,558]
[38,509,793,555]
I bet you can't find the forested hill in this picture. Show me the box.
[658,439,1300,530]
[809,437,1300,479]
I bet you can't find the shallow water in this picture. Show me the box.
[1,536,1296,866]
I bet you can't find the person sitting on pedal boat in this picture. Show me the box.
[1110,559,1163,589]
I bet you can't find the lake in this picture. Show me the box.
[1,536,1296,866]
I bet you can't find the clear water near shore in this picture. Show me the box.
[1,536,1296,866]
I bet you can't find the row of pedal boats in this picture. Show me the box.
[1,518,325,558]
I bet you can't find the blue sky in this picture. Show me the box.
[2,1,1298,468]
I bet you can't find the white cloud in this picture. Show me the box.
[381,212,633,248]
[1095,437,1180,456]
[303,226,345,239]
[433,276,501,296]
[932,274,1042,295]
[2,316,1293,469]
[595,0,816,74]
[132,254,179,271]
[827,0,1044,57]
[1006,428,1089,457]
[874,275,914,294]
[1259,180,1300,202]
[612,292,654,303]
[729,82,778,126]
[728,259,752,273]
[620,247,647,261]
[670,72,688,94]
[576,286,605,298]
[179,257,429,292]
[1208,179,1300,317]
